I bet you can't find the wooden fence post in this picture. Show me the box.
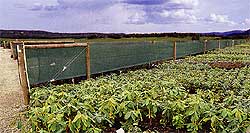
[3,41,6,49]
[218,40,221,49]
[86,43,91,80]
[204,40,207,54]
[10,42,13,58]
[173,41,177,61]
[18,44,30,105]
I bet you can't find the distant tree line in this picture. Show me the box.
[0,30,203,40]
[0,29,249,39]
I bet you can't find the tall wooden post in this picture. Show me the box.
[3,41,6,49]
[173,41,177,61]
[18,45,30,105]
[10,42,14,58]
[218,40,221,49]
[204,40,207,54]
[85,43,91,80]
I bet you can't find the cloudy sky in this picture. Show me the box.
[0,0,250,33]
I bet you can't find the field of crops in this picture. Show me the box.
[186,45,250,63]
[22,43,250,132]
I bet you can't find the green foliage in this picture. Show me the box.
[186,43,250,63]
[25,43,250,132]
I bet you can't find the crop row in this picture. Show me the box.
[186,43,250,63]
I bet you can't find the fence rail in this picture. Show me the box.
[10,40,75,60]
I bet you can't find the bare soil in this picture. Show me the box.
[208,61,248,69]
[0,48,22,133]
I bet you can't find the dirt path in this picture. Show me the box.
[0,47,22,133]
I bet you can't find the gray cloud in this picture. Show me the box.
[27,0,200,25]
[124,0,165,5]
[25,0,201,26]
[125,0,200,24]
[43,5,59,11]
[30,3,44,11]
[2,0,248,33]
[29,0,119,11]
[204,13,236,25]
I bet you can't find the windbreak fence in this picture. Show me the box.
[207,40,219,50]
[220,40,230,48]
[25,47,87,85]
[23,39,239,85]
[176,41,204,58]
[90,41,173,74]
